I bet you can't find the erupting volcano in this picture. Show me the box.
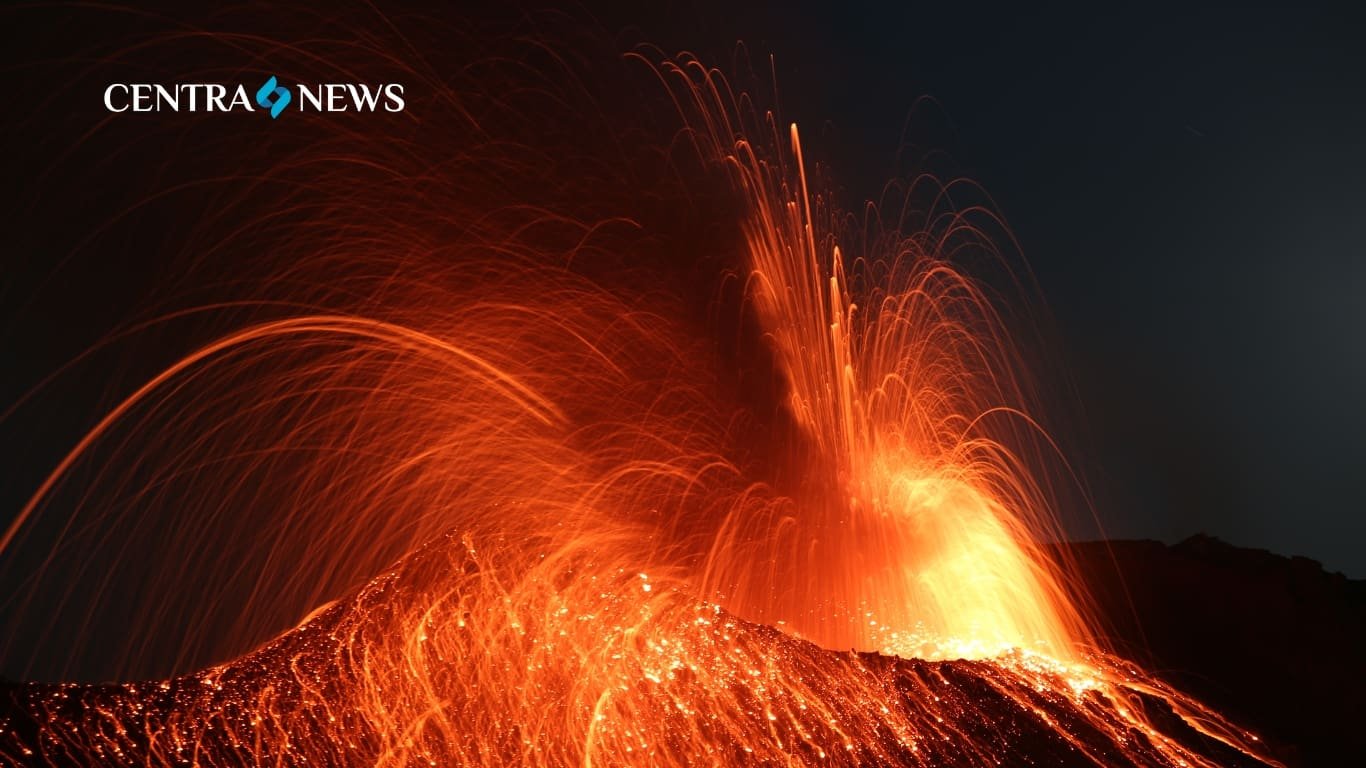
[0,19,1289,768]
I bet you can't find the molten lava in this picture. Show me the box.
[0,49,1280,767]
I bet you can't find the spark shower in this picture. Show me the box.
[1,13,1282,768]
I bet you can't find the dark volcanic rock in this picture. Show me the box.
[1,535,1357,766]
[1058,535,1366,767]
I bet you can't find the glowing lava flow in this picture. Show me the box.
[0,51,1280,767]
[2,533,1276,767]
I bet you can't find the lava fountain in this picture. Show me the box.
[0,37,1279,768]
[660,58,1088,660]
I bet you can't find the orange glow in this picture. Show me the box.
[0,52,1280,767]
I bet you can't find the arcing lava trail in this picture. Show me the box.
[0,41,1280,768]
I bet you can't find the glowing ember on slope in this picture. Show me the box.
[0,43,1281,767]
[2,534,1275,766]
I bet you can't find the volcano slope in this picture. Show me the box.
[1059,535,1366,767]
[0,531,1303,768]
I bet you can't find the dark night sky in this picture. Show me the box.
[2,0,1363,620]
